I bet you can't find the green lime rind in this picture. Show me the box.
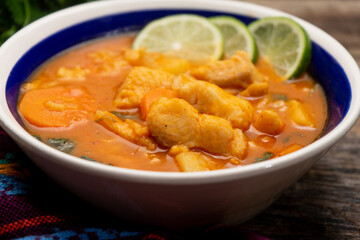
[209,15,258,63]
[132,14,224,62]
[249,17,312,79]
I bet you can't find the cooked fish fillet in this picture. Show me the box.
[146,98,247,159]
[172,74,253,130]
[114,67,175,108]
[190,51,263,89]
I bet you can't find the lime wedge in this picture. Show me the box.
[133,14,223,63]
[249,17,311,79]
[209,16,258,62]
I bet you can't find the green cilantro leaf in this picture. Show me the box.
[255,152,274,162]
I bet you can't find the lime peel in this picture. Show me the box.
[133,14,223,63]
[209,15,258,62]
[249,17,312,80]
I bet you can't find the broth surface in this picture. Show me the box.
[18,34,328,172]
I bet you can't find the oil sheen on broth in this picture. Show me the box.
[17,34,328,172]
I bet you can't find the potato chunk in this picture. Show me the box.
[288,100,314,127]
[146,98,248,159]
[172,74,253,130]
[253,110,284,135]
[174,151,214,172]
[189,51,263,89]
[114,67,175,108]
[95,110,156,150]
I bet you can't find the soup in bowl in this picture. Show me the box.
[0,0,359,229]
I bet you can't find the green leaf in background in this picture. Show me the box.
[0,25,17,44]
[6,0,25,25]
[0,0,96,45]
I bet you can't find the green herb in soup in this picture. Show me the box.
[47,138,76,154]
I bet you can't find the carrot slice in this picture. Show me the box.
[139,88,178,120]
[18,86,96,127]
[276,144,303,157]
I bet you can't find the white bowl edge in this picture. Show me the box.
[0,0,359,185]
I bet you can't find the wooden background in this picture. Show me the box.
[234,0,360,239]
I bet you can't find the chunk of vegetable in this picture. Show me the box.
[175,151,213,172]
[140,88,178,120]
[18,86,96,127]
[288,100,314,127]
[276,144,303,157]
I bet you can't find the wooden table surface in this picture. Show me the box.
[234,0,360,239]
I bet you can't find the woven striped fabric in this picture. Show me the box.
[0,127,269,240]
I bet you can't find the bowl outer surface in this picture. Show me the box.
[0,0,359,186]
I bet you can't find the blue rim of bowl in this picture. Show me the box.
[5,9,351,170]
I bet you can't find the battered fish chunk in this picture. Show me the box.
[253,110,284,135]
[114,67,175,108]
[146,98,248,159]
[95,110,156,150]
[172,74,253,130]
[190,51,263,89]
[241,82,269,97]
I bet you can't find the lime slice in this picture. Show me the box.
[249,17,311,79]
[133,14,223,63]
[209,16,258,62]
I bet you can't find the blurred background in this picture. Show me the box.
[0,0,95,45]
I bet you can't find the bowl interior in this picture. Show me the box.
[5,9,351,137]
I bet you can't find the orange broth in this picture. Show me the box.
[17,34,328,172]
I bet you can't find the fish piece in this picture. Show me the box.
[146,98,248,159]
[241,82,269,97]
[95,110,156,150]
[172,74,253,130]
[114,67,175,109]
[253,110,284,135]
[190,51,263,89]
[57,66,90,81]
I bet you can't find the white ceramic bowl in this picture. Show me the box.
[0,0,359,229]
